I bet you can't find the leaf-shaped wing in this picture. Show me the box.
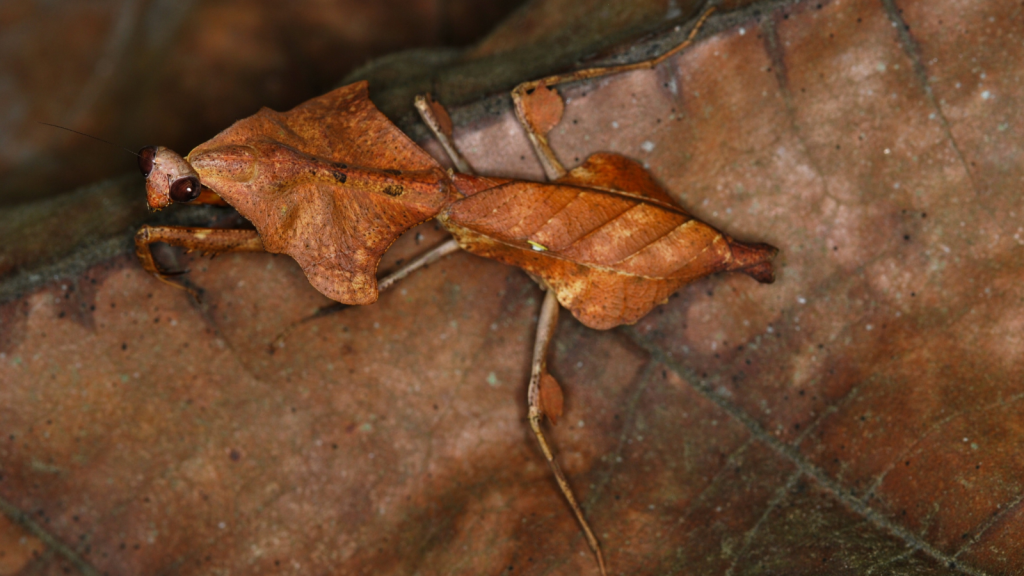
[184,81,450,305]
[441,153,777,329]
[555,152,679,205]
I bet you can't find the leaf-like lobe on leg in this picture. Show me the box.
[183,81,451,305]
[422,94,454,138]
[539,372,564,425]
[522,83,565,137]
[441,152,778,329]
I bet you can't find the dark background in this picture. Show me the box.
[0,0,523,205]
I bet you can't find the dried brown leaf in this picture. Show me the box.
[10,1,1020,574]
[441,153,777,329]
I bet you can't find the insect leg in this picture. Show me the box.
[269,238,462,350]
[414,95,473,174]
[510,85,566,181]
[511,5,716,181]
[134,225,263,295]
[528,289,607,575]
[385,93,468,290]
[377,237,461,293]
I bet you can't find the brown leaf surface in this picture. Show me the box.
[3,0,1024,574]
[185,82,450,305]
[442,153,776,329]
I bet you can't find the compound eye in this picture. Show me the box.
[169,176,202,203]
[138,146,157,177]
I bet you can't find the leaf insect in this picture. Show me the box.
[132,6,776,573]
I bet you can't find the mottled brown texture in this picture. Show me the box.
[2,0,1024,574]
[0,514,43,575]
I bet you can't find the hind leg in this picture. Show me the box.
[414,94,474,174]
[527,289,607,575]
[511,6,716,181]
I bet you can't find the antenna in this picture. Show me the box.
[38,122,140,157]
